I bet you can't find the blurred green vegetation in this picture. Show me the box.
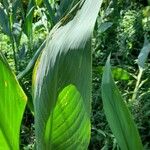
[0,0,150,149]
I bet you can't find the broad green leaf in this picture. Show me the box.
[44,84,91,149]
[101,56,143,150]
[33,0,103,149]
[138,36,150,70]
[0,53,27,150]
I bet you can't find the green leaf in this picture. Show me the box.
[0,52,27,150]
[137,36,150,70]
[1,0,9,12]
[56,0,80,20]
[111,67,131,80]
[95,66,132,81]
[33,0,103,149]
[98,21,113,33]
[43,0,56,25]
[17,40,46,80]
[12,0,22,22]
[36,0,43,6]
[44,84,91,149]
[101,56,143,150]
[24,0,35,40]
[0,6,11,36]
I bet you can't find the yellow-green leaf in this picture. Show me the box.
[0,53,27,150]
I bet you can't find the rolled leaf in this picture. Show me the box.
[33,0,103,149]
[101,56,143,150]
[0,53,27,150]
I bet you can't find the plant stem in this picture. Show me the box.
[7,1,18,71]
[11,36,18,71]
[131,68,143,101]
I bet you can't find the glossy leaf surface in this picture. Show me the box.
[0,53,27,150]
[33,0,103,149]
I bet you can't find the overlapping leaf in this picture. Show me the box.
[0,6,10,36]
[33,0,103,149]
[57,0,80,19]
[101,56,143,150]
[0,53,27,150]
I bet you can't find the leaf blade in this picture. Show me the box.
[0,53,27,150]
[138,36,150,70]
[101,56,143,150]
[0,6,11,36]
[33,0,103,149]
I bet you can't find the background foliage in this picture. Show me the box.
[0,0,150,149]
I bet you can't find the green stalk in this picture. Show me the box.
[11,36,18,71]
[131,68,143,101]
[7,2,18,71]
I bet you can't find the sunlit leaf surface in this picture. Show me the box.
[33,0,103,149]
[0,53,27,150]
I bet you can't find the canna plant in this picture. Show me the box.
[0,52,27,150]
[32,0,103,149]
[0,0,144,149]
[0,0,103,149]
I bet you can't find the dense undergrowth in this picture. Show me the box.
[0,0,150,149]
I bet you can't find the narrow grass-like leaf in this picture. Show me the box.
[101,56,143,150]
[24,0,35,40]
[43,0,56,25]
[17,40,46,80]
[33,0,103,149]
[0,53,27,150]
[138,36,150,70]
[12,0,23,22]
